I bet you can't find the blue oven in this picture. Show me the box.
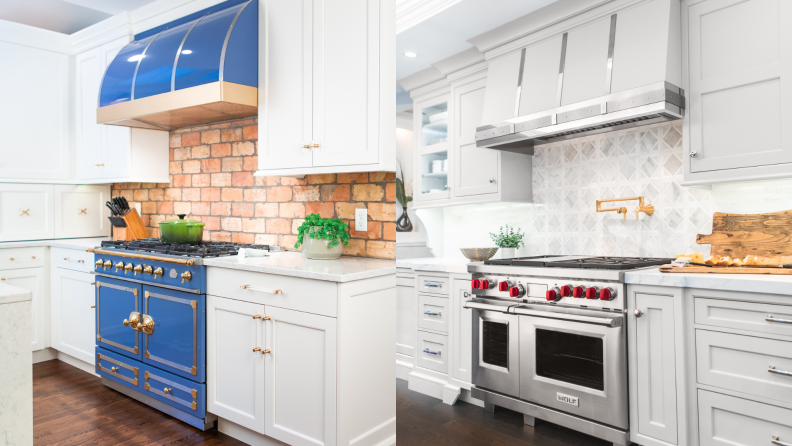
[91,248,213,429]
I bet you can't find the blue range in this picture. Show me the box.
[89,239,275,429]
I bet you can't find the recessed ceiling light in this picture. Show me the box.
[127,54,145,62]
[403,52,417,58]
[181,50,193,55]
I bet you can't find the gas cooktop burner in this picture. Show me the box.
[101,238,271,258]
[484,255,673,270]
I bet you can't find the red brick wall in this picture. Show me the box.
[112,117,397,259]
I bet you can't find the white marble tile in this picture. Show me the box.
[0,298,33,446]
[203,252,395,282]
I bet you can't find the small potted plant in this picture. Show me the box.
[294,213,351,260]
[489,225,525,259]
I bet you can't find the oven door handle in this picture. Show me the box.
[463,299,513,313]
[511,307,623,328]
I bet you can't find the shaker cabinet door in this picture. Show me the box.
[207,295,265,432]
[0,183,54,242]
[453,77,498,197]
[51,268,96,364]
[264,306,337,446]
[1,267,47,351]
[75,47,104,181]
[53,184,111,239]
[450,279,473,383]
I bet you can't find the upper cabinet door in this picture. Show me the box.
[453,76,499,197]
[75,47,104,181]
[0,184,54,242]
[259,0,314,170]
[686,0,792,173]
[100,38,133,179]
[0,42,70,181]
[53,184,111,239]
[311,0,380,167]
[561,17,612,105]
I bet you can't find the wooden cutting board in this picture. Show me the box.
[696,210,792,258]
[659,264,792,275]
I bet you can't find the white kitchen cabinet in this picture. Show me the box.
[0,184,54,242]
[264,305,337,446]
[75,37,169,184]
[50,267,95,364]
[53,185,111,239]
[396,271,417,357]
[628,288,682,446]
[0,41,71,182]
[450,279,472,383]
[1,267,47,351]
[207,295,265,432]
[410,69,531,209]
[682,0,792,185]
[257,0,395,176]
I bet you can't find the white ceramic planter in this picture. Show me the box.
[302,230,344,260]
[500,247,516,259]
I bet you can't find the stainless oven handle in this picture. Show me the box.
[511,307,623,328]
[463,300,512,313]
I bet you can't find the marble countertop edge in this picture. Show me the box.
[625,268,792,296]
[396,257,473,274]
[0,237,110,251]
[0,284,33,305]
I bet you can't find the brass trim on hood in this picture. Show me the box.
[97,81,257,130]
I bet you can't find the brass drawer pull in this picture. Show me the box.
[79,208,87,215]
[91,305,96,308]
[111,367,118,373]
[1,277,5,281]
[19,209,29,216]
[253,314,262,319]
[261,349,271,354]
[253,347,262,353]
[241,284,283,294]
[163,388,171,394]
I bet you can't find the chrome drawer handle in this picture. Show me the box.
[767,315,792,324]
[423,348,441,356]
[241,284,283,294]
[768,366,792,377]
[63,257,85,263]
[424,282,442,288]
[424,311,442,316]
[773,436,792,446]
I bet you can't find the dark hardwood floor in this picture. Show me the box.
[33,360,610,445]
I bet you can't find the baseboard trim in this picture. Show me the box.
[32,348,57,364]
[33,348,97,376]
[395,355,412,381]
[350,416,396,446]
[217,418,288,446]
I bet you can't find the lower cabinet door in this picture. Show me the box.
[264,306,337,446]
[451,278,472,383]
[51,268,96,364]
[698,390,792,446]
[96,277,141,358]
[1,267,46,351]
[206,295,265,432]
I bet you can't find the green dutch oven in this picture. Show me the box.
[159,214,205,244]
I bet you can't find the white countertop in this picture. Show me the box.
[625,268,792,296]
[203,252,395,283]
[0,283,32,305]
[396,257,473,274]
[0,237,109,251]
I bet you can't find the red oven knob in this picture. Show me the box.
[600,287,617,301]
[498,281,510,292]
[509,285,525,298]
[560,285,572,297]
[585,286,600,300]
[480,280,492,290]
[572,285,587,298]
[546,287,561,302]
[471,279,481,289]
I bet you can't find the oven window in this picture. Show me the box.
[535,329,604,390]
[482,320,508,368]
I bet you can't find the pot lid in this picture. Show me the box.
[161,214,205,226]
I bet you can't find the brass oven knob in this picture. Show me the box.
[133,264,142,276]
[153,267,163,278]
[95,259,104,269]
[114,261,124,272]
[180,271,192,283]
[103,260,112,270]
[124,263,133,274]
[143,265,153,275]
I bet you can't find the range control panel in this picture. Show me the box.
[469,275,625,311]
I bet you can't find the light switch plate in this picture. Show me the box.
[355,208,367,231]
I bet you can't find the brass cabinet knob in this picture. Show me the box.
[1,277,5,281]
[143,265,153,275]
[312,143,319,148]
[133,264,142,276]
[10,258,14,261]
[253,347,262,353]
[124,263,133,274]
[302,144,310,149]
[263,315,271,321]
[153,267,163,278]
[163,387,171,394]
[253,314,262,319]
[262,349,271,354]
[111,367,118,373]
[180,271,192,283]
[91,305,96,308]
[124,312,141,329]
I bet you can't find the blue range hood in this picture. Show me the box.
[97,0,258,130]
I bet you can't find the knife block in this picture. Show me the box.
[113,208,149,241]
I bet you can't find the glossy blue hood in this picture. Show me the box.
[97,0,258,130]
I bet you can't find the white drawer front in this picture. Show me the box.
[695,297,792,338]
[207,267,337,317]
[54,185,110,238]
[52,247,94,273]
[697,329,792,405]
[0,247,45,270]
[418,294,449,333]
[698,390,792,446]
[416,330,448,374]
[0,184,53,242]
[417,274,449,296]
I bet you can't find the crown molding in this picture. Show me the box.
[396,0,463,34]
[0,19,72,53]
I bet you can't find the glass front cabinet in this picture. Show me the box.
[414,93,451,203]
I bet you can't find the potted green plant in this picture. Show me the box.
[294,213,351,260]
[489,225,525,259]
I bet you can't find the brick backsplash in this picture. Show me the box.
[112,117,397,259]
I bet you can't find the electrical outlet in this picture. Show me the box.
[355,208,367,232]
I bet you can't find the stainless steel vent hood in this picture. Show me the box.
[475,0,683,154]
[97,0,257,131]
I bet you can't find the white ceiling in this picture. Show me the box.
[0,0,158,35]
[396,0,557,80]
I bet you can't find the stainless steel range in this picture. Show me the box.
[464,255,672,446]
